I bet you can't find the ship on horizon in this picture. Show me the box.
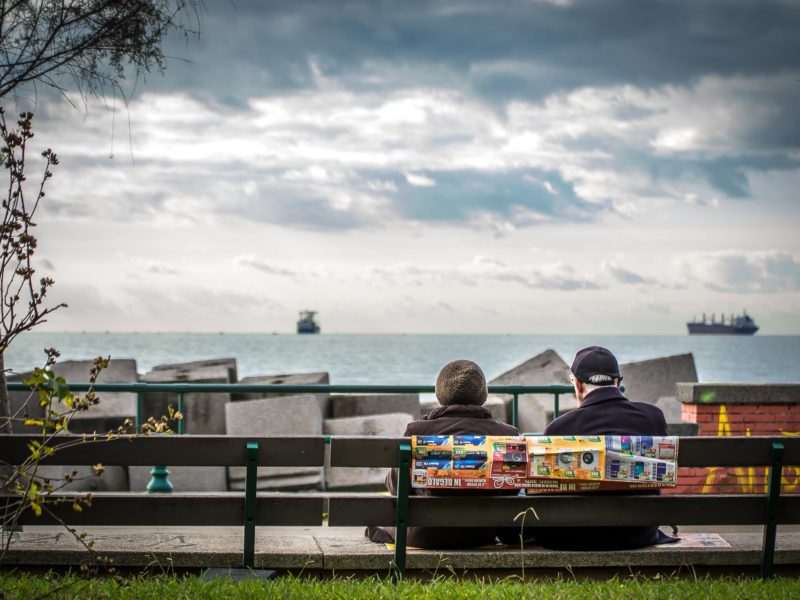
[297,310,320,334]
[687,311,758,335]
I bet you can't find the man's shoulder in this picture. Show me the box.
[544,410,580,435]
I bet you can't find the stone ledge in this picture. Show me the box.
[677,384,800,405]
[5,530,798,572]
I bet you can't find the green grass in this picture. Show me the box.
[1,572,799,599]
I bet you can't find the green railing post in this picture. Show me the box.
[511,393,518,428]
[392,441,411,582]
[146,466,173,493]
[760,441,784,578]
[177,392,185,435]
[243,440,259,569]
[135,392,143,431]
[553,393,560,419]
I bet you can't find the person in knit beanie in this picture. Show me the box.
[366,358,520,549]
[435,359,488,407]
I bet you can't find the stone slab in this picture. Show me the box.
[324,413,412,490]
[140,365,231,434]
[234,372,330,418]
[667,422,700,436]
[677,383,800,405]
[489,349,573,433]
[620,354,698,405]
[331,393,420,420]
[316,532,800,571]
[151,358,238,384]
[655,396,683,423]
[1,530,322,569]
[225,395,323,490]
[128,466,228,493]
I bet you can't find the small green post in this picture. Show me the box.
[243,441,259,569]
[760,441,784,578]
[553,393,560,419]
[135,393,143,431]
[146,466,173,493]
[392,441,412,582]
[177,393,185,435]
[511,394,518,428]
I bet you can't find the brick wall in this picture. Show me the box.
[666,385,800,495]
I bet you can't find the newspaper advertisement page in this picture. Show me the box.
[410,435,678,491]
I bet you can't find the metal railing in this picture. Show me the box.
[7,381,575,492]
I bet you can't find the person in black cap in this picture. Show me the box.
[532,346,677,550]
[366,359,521,549]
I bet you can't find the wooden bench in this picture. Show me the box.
[1,434,799,578]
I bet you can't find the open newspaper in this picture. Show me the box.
[411,435,678,492]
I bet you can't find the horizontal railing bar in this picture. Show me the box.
[6,382,576,395]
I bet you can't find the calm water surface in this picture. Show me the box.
[6,332,799,384]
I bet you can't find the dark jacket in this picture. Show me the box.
[533,385,672,550]
[371,404,520,549]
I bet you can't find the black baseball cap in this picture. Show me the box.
[570,346,622,383]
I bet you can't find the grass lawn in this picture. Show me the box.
[1,572,800,599]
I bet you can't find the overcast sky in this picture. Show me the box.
[18,0,800,334]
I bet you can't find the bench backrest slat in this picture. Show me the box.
[328,494,800,527]
[0,435,325,466]
[9,493,323,527]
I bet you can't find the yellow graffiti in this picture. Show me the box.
[700,405,799,494]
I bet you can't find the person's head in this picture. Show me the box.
[569,346,622,402]
[435,359,488,406]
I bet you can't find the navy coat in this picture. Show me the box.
[533,385,673,550]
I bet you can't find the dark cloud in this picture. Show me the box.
[153,0,800,105]
[606,264,652,285]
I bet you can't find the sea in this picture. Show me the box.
[4,332,799,384]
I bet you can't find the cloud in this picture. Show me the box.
[233,255,298,277]
[605,263,655,285]
[682,250,800,294]
[404,172,436,187]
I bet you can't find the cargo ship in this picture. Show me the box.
[687,312,758,335]
[297,310,320,334]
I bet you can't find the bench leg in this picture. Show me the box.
[392,441,411,582]
[244,440,258,569]
[760,441,784,578]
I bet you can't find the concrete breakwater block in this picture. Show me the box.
[234,372,330,418]
[140,365,231,434]
[619,353,697,405]
[324,413,412,490]
[331,393,420,420]
[489,349,574,434]
[150,358,238,385]
[226,394,323,491]
[128,466,228,492]
[7,359,139,434]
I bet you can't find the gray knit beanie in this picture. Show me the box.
[435,359,488,406]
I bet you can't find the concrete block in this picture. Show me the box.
[7,359,138,434]
[667,422,700,436]
[151,357,238,383]
[55,359,139,433]
[489,349,573,434]
[234,372,330,418]
[225,395,323,490]
[620,353,698,405]
[324,413,412,490]
[140,365,231,434]
[331,393,420,419]
[655,396,683,423]
[484,396,509,423]
[128,466,228,492]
